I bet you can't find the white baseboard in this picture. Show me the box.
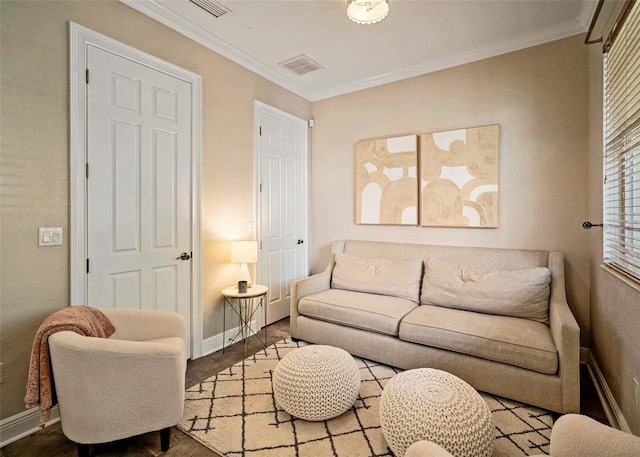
[586,349,631,433]
[580,346,589,364]
[0,405,60,448]
[202,320,262,357]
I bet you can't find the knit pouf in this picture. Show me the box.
[380,368,494,457]
[273,345,361,421]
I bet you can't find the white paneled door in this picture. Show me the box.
[86,46,192,351]
[257,103,308,324]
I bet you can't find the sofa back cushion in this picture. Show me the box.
[332,253,423,303]
[338,240,550,271]
[421,258,551,324]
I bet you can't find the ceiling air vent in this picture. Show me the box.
[189,0,230,18]
[278,54,323,76]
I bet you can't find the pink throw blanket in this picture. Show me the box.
[25,306,115,427]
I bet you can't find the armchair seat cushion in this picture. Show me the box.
[298,289,418,336]
[399,305,558,374]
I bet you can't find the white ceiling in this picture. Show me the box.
[123,0,598,101]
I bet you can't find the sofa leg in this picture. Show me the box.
[77,444,91,457]
[160,427,171,451]
[291,337,301,343]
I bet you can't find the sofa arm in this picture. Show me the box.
[548,252,580,413]
[290,263,333,338]
[550,414,640,457]
[100,308,186,342]
[49,331,186,444]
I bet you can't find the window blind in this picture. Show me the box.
[603,0,640,282]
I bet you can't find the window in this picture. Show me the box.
[603,1,640,282]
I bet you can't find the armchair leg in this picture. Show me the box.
[160,427,171,452]
[77,444,91,457]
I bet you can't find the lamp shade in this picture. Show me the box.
[231,241,258,264]
[347,0,389,25]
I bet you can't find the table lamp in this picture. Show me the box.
[231,240,258,287]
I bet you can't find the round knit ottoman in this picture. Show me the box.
[379,368,494,457]
[273,345,361,421]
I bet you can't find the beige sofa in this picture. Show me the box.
[290,240,580,414]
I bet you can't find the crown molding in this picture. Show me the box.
[310,17,588,101]
[120,0,314,101]
[121,0,591,102]
[579,0,600,28]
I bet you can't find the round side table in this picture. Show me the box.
[221,284,268,358]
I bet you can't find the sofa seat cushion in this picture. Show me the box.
[399,305,558,374]
[299,289,418,337]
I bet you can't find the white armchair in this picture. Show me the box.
[404,414,640,457]
[49,308,187,457]
[536,414,640,457]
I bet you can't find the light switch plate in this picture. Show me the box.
[39,227,63,246]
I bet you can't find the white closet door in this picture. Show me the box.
[258,105,308,324]
[86,45,192,348]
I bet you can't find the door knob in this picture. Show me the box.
[177,252,191,260]
[297,239,304,245]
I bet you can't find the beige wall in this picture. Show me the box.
[310,35,590,345]
[0,0,311,420]
[587,43,640,435]
[4,0,635,434]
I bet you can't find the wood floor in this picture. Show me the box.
[2,318,608,457]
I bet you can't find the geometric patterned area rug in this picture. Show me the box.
[178,339,552,457]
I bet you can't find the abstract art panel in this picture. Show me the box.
[420,125,499,227]
[355,135,418,225]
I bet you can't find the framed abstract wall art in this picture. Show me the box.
[419,124,499,228]
[355,135,418,225]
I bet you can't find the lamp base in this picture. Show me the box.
[238,263,253,287]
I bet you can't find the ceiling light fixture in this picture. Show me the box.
[347,0,389,25]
